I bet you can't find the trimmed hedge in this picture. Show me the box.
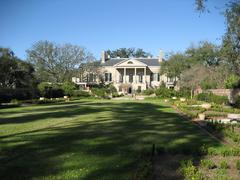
[196,93,228,105]
[73,90,91,97]
[0,88,38,103]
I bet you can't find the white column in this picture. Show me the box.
[124,68,126,83]
[134,68,137,83]
[144,67,146,83]
[115,68,117,83]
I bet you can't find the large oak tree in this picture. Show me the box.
[27,41,94,83]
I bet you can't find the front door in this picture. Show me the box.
[128,87,132,94]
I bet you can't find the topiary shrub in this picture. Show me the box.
[37,82,64,98]
[196,92,228,105]
[0,88,37,103]
[73,90,91,97]
[155,87,174,98]
[91,88,107,98]
[143,89,155,95]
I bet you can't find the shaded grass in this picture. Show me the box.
[0,99,221,179]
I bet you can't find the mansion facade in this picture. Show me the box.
[72,50,176,94]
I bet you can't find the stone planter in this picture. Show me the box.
[180,98,186,102]
[227,114,240,119]
[198,113,206,120]
[201,103,211,109]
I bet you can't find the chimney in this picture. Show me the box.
[101,51,106,64]
[158,50,164,62]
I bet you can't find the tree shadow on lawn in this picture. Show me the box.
[0,101,113,125]
[0,101,222,180]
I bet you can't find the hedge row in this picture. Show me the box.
[0,88,38,103]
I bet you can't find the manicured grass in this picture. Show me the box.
[0,99,220,179]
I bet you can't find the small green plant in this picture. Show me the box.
[180,160,203,180]
[143,89,155,95]
[10,99,21,105]
[200,159,216,169]
[225,74,240,89]
[236,160,240,171]
[215,168,227,180]
[219,161,229,169]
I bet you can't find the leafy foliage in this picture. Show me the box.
[62,81,76,96]
[224,74,240,89]
[0,47,36,89]
[196,93,228,105]
[106,48,152,58]
[27,41,94,82]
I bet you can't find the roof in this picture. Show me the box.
[101,58,160,67]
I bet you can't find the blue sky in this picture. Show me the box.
[1,0,226,60]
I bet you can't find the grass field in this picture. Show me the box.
[0,99,221,179]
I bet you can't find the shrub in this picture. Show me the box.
[196,92,228,105]
[143,89,155,95]
[236,160,240,170]
[155,87,175,98]
[225,74,240,89]
[180,160,203,180]
[0,88,37,103]
[37,82,64,98]
[200,159,216,169]
[91,88,107,98]
[177,87,191,98]
[10,99,21,105]
[62,81,76,96]
[219,161,229,169]
[73,90,91,97]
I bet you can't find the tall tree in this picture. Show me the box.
[160,53,189,78]
[185,41,221,66]
[27,41,94,82]
[106,48,152,58]
[0,48,35,89]
[221,2,240,75]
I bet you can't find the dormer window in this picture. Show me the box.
[127,61,133,64]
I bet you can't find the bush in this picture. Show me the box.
[143,89,155,95]
[37,82,64,98]
[91,88,107,98]
[155,87,175,98]
[180,160,203,180]
[196,92,228,105]
[177,87,191,98]
[219,161,228,169]
[62,81,76,96]
[236,160,240,170]
[0,88,37,103]
[200,159,216,169]
[73,90,91,97]
[225,74,240,89]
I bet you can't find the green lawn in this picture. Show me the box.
[0,99,221,179]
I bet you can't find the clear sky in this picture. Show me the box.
[0,0,226,60]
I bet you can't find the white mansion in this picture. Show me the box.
[72,50,176,94]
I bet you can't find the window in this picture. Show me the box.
[129,73,133,83]
[151,73,160,81]
[127,61,133,64]
[105,73,112,82]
